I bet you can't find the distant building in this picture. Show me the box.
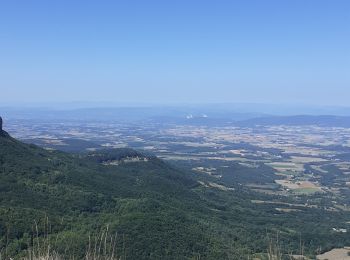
[332,227,347,233]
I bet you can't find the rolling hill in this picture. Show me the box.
[0,129,249,259]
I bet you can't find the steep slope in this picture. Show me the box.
[0,131,242,259]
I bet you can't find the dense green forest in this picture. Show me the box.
[0,130,349,259]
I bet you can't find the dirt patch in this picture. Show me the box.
[317,247,350,260]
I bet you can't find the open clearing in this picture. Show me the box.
[275,180,322,194]
[266,162,304,172]
[317,247,350,260]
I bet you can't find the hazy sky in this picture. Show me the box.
[0,1,349,106]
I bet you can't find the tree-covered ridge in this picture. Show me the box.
[0,132,242,259]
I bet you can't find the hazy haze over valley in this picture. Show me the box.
[1,0,350,259]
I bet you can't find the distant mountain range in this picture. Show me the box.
[3,105,350,127]
[236,115,350,127]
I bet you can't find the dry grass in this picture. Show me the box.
[0,219,125,260]
[0,220,310,260]
[266,232,306,260]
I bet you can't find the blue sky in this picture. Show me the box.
[0,1,349,106]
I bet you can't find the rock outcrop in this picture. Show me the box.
[0,116,9,137]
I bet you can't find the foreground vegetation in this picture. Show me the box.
[0,222,306,260]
